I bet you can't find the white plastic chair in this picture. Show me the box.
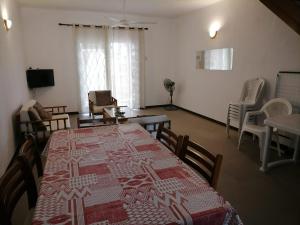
[226,78,265,137]
[238,98,293,160]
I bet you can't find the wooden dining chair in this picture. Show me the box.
[156,123,184,156]
[180,136,223,189]
[0,157,38,225]
[19,134,44,178]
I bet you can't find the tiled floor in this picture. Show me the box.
[71,107,300,225]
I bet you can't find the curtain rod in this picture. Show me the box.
[58,23,148,30]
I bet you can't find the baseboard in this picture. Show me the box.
[145,104,236,129]
[174,105,232,127]
[145,104,170,109]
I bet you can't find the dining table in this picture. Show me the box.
[32,123,242,225]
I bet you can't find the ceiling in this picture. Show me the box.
[17,0,223,18]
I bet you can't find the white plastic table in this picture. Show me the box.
[260,114,300,172]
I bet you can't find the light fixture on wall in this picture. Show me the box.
[209,21,221,39]
[3,18,12,31]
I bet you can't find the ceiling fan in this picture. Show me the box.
[108,0,157,27]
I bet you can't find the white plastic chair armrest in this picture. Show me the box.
[242,110,264,127]
[245,110,264,117]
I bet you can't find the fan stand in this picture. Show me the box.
[164,90,177,111]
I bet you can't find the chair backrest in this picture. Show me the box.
[19,135,43,178]
[240,78,265,105]
[261,98,293,118]
[0,158,37,225]
[89,90,112,106]
[180,137,223,189]
[156,123,183,155]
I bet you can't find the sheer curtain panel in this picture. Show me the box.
[108,29,145,109]
[75,27,108,113]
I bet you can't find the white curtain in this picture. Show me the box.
[108,29,145,109]
[75,27,145,113]
[75,27,108,112]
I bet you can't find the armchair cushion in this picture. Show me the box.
[28,107,41,121]
[34,101,52,120]
[95,90,112,106]
[20,100,37,132]
[28,107,46,131]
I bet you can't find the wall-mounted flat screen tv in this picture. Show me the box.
[26,69,55,88]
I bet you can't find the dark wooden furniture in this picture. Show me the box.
[77,117,117,128]
[103,106,140,123]
[180,136,223,189]
[156,123,184,156]
[43,105,67,114]
[20,117,69,133]
[19,117,69,150]
[128,115,171,136]
[19,135,44,177]
[0,158,37,225]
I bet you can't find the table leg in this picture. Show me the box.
[293,135,299,161]
[260,126,272,172]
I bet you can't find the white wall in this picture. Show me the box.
[174,0,300,123]
[0,0,30,175]
[21,7,176,111]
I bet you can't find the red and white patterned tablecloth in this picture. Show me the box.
[32,123,242,225]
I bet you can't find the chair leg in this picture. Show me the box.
[275,131,282,157]
[258,135,265,161]
[226,108,230,138]
[238,106,244,137]
[226,118,230,138]
[238,131,244,150]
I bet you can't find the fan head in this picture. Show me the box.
[164,78,175,93]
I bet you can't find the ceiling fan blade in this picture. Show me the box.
[107,16,121,22]
[112,22,129,28]
[128,21,157,25]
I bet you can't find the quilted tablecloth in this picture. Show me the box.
[32,123,242,225]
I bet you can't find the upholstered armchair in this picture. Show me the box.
[88,90,117,118]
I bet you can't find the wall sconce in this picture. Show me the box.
[3,18,12,31]
[209,22,221,39]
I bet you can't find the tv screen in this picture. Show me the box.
[26,69,55,88]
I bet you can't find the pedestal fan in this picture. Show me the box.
[164,78,177,110]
